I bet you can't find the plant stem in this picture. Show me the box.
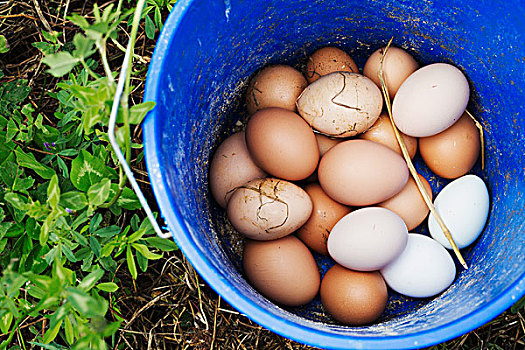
[96,40,115,85]
[465,109,485,170]
[80,60,100,81]
[378,37,468,270]
[100,163,126,209]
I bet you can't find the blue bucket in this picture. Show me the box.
[143,0,525,348]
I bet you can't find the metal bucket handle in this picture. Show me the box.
[108,38,172,240]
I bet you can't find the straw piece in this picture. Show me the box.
[464,109,485,170]
[378,37,468,270]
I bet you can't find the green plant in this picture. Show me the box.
[141,0,177,39]
[0,0,177,348]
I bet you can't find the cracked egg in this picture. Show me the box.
[296,71,382,138]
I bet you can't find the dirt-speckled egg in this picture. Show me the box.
[305,47,359,83]
[296,183,352,255]
[327,207,408,271]
[321,264,387,325]
[246,65,307,115]
[209,132,267,208]
[243,235,320,306]
[296,72,383,138]
[318,139,409,206]
[245,107,319,181]
[227,178,312,240]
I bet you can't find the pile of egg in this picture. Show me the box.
[208,45,490,325]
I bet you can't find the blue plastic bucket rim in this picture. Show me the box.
[142,1,525,348]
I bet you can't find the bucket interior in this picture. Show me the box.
[144,0,525,347]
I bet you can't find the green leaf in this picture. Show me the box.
[7,274,28,297]
[13,175,35,192]
[47,174,60,209]
[127,227,147,243]
[6,118,18,141]
[15,148,55,179]
[32,41,54,54]
[0,313,13,334]
[68,14,90,29]
[72,33,95,59]
[77,268,104,292]
[56,156,69,178]
[41,30,59,44]
[116,187,141,210]
[96,282,118,293]
[42,52,80,77]
[58,149,78,156]
[126,246,137,280]
[0,161,18,189]
[99,243,115,258]
[62,244,78,263]
[132,243,163,260]
[4,192,29,211]
[70,150,108,191]
[60,191,88,210]
[89,213,103,233]
[145,236,178,251]
[93,225,120,238]
[87,178,111,206]
[0,35,8,53]
[89,236,101,257]
[66,288,107,317]
[128,101,155,124]
[64,315,75,345]
[40,215,54,246]
[154,6,163,31]
[28,342,67,350]
[145,14,155,39]
[136,250,148,272]
[0,79,30,105]
[43,319,63,344]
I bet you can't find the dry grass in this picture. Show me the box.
[1,1,523,349]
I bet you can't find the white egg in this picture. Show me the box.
[380,233,456,298]
[327,207,408,271]
[428,175,489,249]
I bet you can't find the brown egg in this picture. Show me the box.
[246,65,307,115]
[243,236,320,306]
[245,108,319,181]
[305,47,359,83]
[315,133,342,157]
[209,132,267,208]
[360,112,418,159]
[321,264,387,325]
[296,184,352,255]
[227,178,313,240]
[318,140,409,206]
[419,113,480,179]
[378,174,432,230]
[363,46,418,98]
